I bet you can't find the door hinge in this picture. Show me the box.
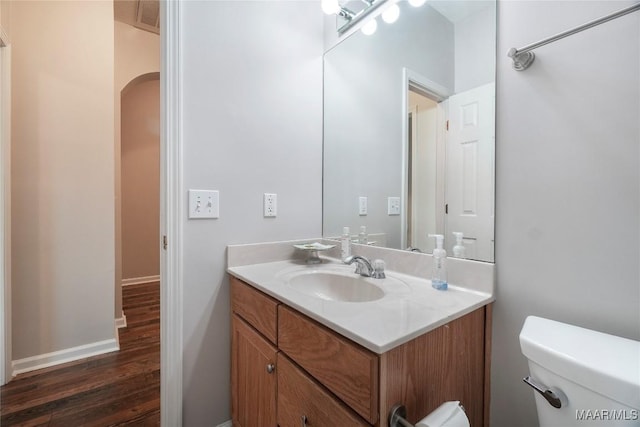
[163,235,168,250]
[446,120,449,131]
[445,204,448,214]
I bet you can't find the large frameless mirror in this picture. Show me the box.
[322,0,496,262]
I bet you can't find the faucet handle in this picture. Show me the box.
[372,259,386,279]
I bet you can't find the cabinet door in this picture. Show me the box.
[231,315,277,427]
[277,353,370,427]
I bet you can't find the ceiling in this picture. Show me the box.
[429,0,493,23]
[114,0,160,34]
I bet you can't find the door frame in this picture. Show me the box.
[400,68,450,250]
[0,27,11,387]
[160,1,183,425]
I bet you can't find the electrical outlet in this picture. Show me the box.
[359,196,368,216]
[188,189,219,219]
[388,197,401,215]
[264,193,277,217]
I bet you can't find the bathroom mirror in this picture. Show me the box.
[322,0,496,262]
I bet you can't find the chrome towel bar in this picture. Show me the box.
[508,2,640,70]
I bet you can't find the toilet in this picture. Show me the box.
[520,316,640,426]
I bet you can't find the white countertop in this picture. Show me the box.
[228,257,494,354]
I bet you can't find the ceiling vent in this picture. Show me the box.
[135,0,159,34]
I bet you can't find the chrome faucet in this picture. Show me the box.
[344,255,385,279]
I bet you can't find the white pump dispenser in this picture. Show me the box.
[341,227,351,261]
[428,234,448,290]
[452,232,465,258]
[359,226,368,245]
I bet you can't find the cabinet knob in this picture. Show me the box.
[301,415,308,427]
[266,363,275,374]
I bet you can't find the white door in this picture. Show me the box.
[446,83,495,261]
[409,96,440,252]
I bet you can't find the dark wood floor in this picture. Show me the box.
[1,281,160,426]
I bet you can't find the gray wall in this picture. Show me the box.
[121,79,160,281]
[492,1,640,425]
[11,0,116,360]
[455,4,496,93]
[180,2,323,424]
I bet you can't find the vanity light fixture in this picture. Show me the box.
[323,0,387,35]
[322,0,356,20]
[361,1,400,36]
[408,0,427,7]
[338,7,356,20]
[361,18,378,35]
[381,3,400,24]
[321,0,340,15]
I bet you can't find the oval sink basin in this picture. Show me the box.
[285,270,385,303]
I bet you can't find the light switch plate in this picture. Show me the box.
[359,196,368,216]
[189,189,219,219]
[388,197,401,215]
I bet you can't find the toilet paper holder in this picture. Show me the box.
[388,403,467,427]
[389,404,414,427]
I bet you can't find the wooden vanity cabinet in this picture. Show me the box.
[231,315,277,427]
[231,277,280,427]
[277,353,369,427]
[230,275,490,427]
[278,305,379,424]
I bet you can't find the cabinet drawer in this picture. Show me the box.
[278,306,379,424]
[231,276,279,344]
[277,353,369,427]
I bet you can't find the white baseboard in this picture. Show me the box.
[121,275,160,286]
[12,338,119,376]
[115,324,121,348]
[116,311,127,329]
[216,421,232,427]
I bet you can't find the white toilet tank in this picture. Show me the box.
[520,316,640,426]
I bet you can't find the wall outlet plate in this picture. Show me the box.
[388,197,401,215]
[264,193,277,217]
[189,189,219,219]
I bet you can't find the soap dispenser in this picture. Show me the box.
[341,227,351,261]
[428,234,448,290]
[452,232,465,258]
[358,226,368,245]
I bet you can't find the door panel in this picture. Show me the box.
[446,83,495,262]
[231,315,277,427]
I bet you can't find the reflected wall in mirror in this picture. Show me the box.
[323,0,496,262]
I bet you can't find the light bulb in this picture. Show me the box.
[408,0,427,7]
[321,0,341,15]
[361,18,377,35]
[382,4,400,23]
